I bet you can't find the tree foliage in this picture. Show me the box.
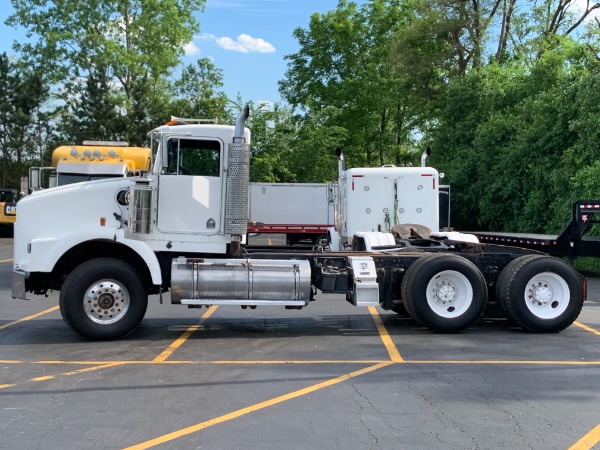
[0,53,52,188]
[7,0,206,144]
[170,58,231,123]
[280,0,423,169]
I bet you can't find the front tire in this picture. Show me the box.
[496,255,583,332]
[59,258,148,340]
[401,254,487,332]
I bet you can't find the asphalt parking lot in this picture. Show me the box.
[2,237,600,450]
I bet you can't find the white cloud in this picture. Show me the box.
[199,33,276,53]
[184,41,201,56]
[199,33,217,41]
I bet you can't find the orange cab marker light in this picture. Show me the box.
[100,217,106,226]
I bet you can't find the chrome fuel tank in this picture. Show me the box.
[170,258,312,306]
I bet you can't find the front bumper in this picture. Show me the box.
[12,270,28,300]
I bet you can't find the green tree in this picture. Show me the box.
[7,0,206,141]
[429,39,592,233]
[280,0,420,168]
[0,53,52,188]
[247,102,297,183]
[170,58,231,124]
[288,110,348,183]
[57,66,124,144]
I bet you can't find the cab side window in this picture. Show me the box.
[166,139,221,177]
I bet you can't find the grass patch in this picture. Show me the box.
[572,257,600,277]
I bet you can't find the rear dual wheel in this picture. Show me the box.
[401,254,487,332]
[496,255,583,332]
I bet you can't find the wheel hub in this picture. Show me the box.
[84,281,130,324]
[529,282,553,306]
[97,290,118,309]
[433,281,457,304]
[425,269,474,319]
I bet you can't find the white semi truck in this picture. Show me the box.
[12,106,585,340]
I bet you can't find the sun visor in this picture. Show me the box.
[56,161,128,175]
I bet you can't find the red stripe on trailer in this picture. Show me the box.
[351,174,363,190]
[420,173,434,189]
[421,173,435,190]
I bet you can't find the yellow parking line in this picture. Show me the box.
[3,358,600,367]
[0,258,13,263]
[153,306,218,362]
[124,361,392,450]
[1,362,123,390]
[35,359,386,365]
[574,321,600,336]
[410,360,600,365]
[570,423,600,450]
[0,306,59,330]
[369,306,404,362]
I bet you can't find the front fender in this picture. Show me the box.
[25,226,162,285]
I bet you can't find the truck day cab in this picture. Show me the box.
[12,107,585,340]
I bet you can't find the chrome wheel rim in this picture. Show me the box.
[83,279,130,324]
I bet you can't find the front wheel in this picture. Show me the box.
[401,254,487,332]
[496,255,583,332]
[59,258,148,340]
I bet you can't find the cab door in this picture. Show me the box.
[156,137,223,234]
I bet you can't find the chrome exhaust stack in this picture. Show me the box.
[336,147,345,179]
[234,105,250,143]
[421,146,431,167]
[226,106,251,256]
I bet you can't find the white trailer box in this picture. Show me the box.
[338,166,439,241]
[248,183,335,244]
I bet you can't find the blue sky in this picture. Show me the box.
[0,0,363,106]
[190,0,354,105]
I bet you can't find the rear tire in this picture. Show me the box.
[401,254,487,332]
[391,304,409,317]
[59,258,148,340]
[496,255,583,332]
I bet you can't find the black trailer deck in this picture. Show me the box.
[471,200,600,261]
[473,232,560,252]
